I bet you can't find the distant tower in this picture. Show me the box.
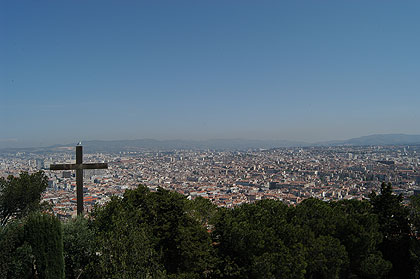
[36,159,44,170]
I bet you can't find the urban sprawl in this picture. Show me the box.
[1,145,420,218]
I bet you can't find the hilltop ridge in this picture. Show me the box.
[2,134,420,153]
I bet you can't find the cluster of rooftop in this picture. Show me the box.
[1,145,419,218]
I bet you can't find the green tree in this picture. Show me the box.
[62,216,96,279]
[0,171,48,226]
[24,212,65,279]
[0,220,34,279]
[85,195,165,279]
[410,194,420,236]
[305,235,349,279]
[369,182,413,278]
[93,217,165,279]
[213,200,306,278]
[186,196,218,228]
[409,195,420,278]
[292,199,359,278]
[91,185,216,278]
[0,172,61,279]
[290,198,391,278]
[331,199,390,278]
[359,252,392,279]
[290,198,338,237]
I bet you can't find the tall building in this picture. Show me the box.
[36,159,44,170]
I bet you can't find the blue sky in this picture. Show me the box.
[1,1,420,147]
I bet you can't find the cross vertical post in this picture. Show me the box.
[76,145,84,215]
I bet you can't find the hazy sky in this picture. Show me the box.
[2,1,420,147]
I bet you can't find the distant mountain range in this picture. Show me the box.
[317,134,420,146]
[43,139,310,153]
[2,134,420,153]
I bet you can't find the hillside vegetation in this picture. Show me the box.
[1,172,420,278]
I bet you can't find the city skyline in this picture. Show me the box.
[2,1,420,147]
[3,144,420,216]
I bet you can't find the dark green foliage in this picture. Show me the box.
[359,252,392,279]
[305,235,349,279]
[62,216,96,279]
[0,220,34,279]
[410,195,420,278]
[0,213,65,279]
[410,194,420,236]
[5,176,419,278]
[0,171,48,226]
[370,183,410,238]
[93,219,165,279]
[85,195,165,279]
[410,238,420,279]
[24,213,65,279]
[186,196,218,227]
[290,198,392,278]
[0,173,63,279]
[369,182,414,278]
[90,185,215,278]
[213,200,307,278]
[209,197,388,279]
[84,185,409,278]
[291,198,338,237]
[331,199,390,277]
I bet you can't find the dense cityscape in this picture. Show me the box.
[1,145,419,218]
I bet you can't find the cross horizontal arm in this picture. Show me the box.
[81,163,108,169]
[50,163,108,170]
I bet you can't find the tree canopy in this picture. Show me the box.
[2,176,420,279]
[88,185,216,279]
[64,183,420,278]
[0,172,63,279]
[0,171,48,226]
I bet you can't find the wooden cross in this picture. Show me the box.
[50,145,108,215]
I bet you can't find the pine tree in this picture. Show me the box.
[24,213,65,279]
[369,182,413,278]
